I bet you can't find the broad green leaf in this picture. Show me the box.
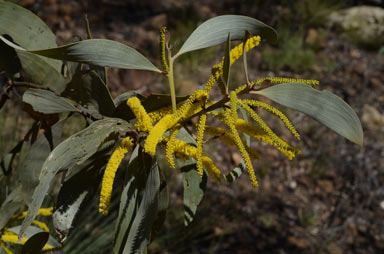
[176,128,207,226]
[113,147,160,254]
[0,1,62,72]
[175,15,277,57]
[27,39,161,73]
[18,120,64,205]
[19,118,131,239]
[21,232,49,254]
[23,89,78,114]
[255,83,363,145]
[62,70,115,117]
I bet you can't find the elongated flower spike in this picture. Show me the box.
[14,207,53,220]
[255,77,319,86]
[235,119,300,160]
[241,99,300,140]
[165,127,180,168]
[170,138,222,181]
[196,114,207,177]
[222,109,258,188]
[126,97,153,132]
[204,126,260,160]
[159,26,169,72]
[145,90,208,156]
[204,36,261,93]
[99,137,134,215]
[238,101,292,152]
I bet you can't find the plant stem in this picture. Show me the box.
[168,56,177,114]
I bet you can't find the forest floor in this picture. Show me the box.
[14,0,384,253]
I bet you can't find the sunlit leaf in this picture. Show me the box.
[255,83,363,145]
[175,15,277,57]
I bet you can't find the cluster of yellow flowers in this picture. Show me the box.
[97,33,320,215]
[0,207,54,253]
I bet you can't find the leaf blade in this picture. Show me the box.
[29,39,161,73]
[255,83,363,145]
[176,15,277,57]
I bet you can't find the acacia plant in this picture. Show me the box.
[0,2,363,253]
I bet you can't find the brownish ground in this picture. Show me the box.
[15,0,384,253]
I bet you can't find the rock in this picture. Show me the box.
[362,104,384,131]
[328,6,384,48]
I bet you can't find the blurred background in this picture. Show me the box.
[1,0,384,253]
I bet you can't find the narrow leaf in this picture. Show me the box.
[255,83,363,145]
[176,15,277,57]
[28,39,161,73]
[176,128,207,226]
[19,118,130,239]
[23,89,77,114]
[113,147,160,254]
[221,32,231,93]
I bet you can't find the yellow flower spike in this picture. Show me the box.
[235,119,300,159]
[99,137,134,215]
[159,26,169,72]
[126,97,153,132]
[241,99,300,140]
[145,114,175,156]
[255,77,319,86]
[31,220,49,232]
[204,126,260,160]
[15,207,53,220]
[204,36,261,94]
[230,91,238,120]
[171,139,221,182]
[239,101,289,149]
[222,110,258,188]
[165,127,179,169]
[196,114,207,177]
[201,156,222,182]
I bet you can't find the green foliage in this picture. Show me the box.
[0,2,363,253]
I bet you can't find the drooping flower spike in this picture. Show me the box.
[99,137,134,215]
